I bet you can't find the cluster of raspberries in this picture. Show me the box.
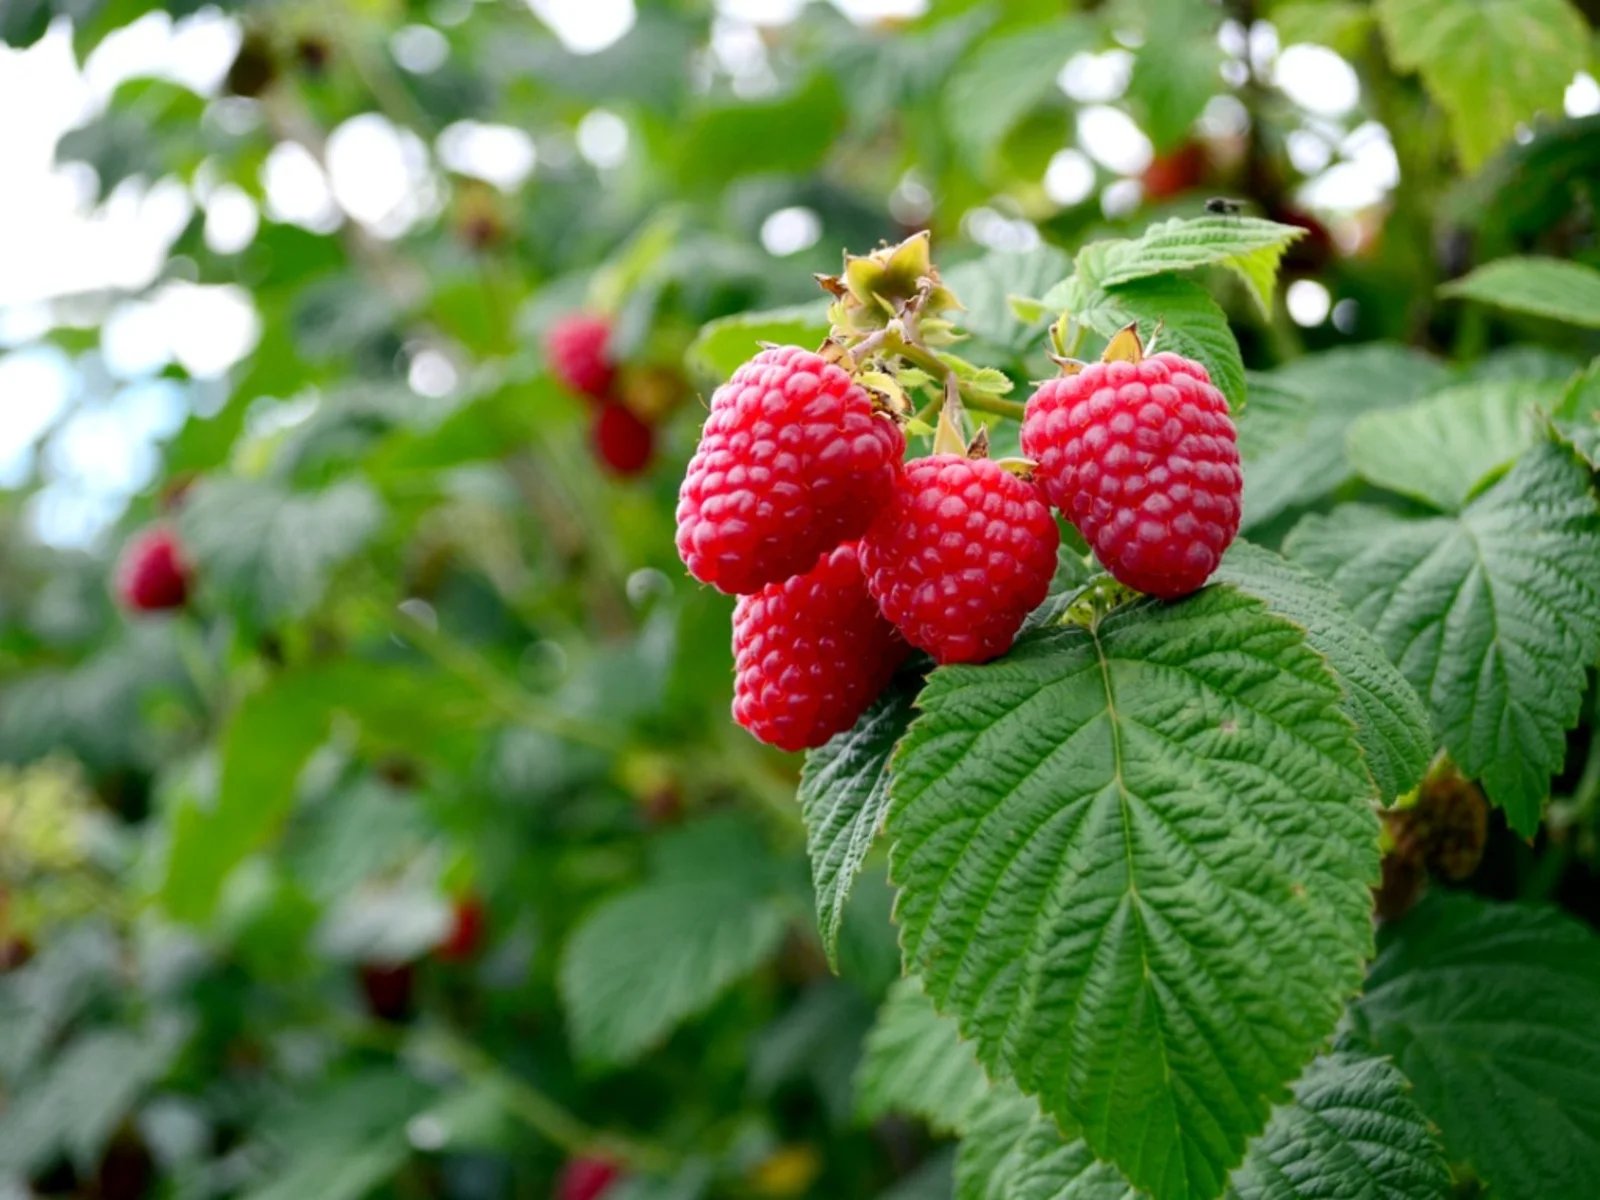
[546,312,656,476]
[675,343,1242,751]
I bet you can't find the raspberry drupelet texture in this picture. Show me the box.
[116,525,191,612]
[732,543,908,751]
[860,455,1059,665]
[1022,352,1242,599]
[676,345,906,595]
[546,313,616,400]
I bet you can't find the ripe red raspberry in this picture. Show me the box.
[591,401,654,476]
[436,893,486,963]
[1022,352,1241,599]
[860,455,1059,665]
[732,543,908,751]
[546,313,615,400]
[676,345,905,595]
[555,1157,621,1200]
[116,525,191,612]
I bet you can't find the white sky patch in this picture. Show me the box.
[1274,44,1360,116]
[261,141,341,232]
[1078,105,1152,175]
[1300,121,1399,211]
[1287,278,1331,326]
[391,24,449,74]
[157,283,261,379]
[1044,149,1096,207]
[831,0,928,22]
[576,109,630,169]
[1567,72,1600,118]
[1100,178,1143,219]
[0,348,74,486]
[325,113,438,238]
[204,183,260,254]
[715,0,805,22]
[524,0,637,54]
[437,121,537,190]
[962,207,1041,253]
[408,347,460,397]
[1058,50,1133,104]
[760,206,821,256]
[82,9,239,102]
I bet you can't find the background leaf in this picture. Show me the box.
[1439,257,1600,328]
[1376,0,1589,168]
[1346,891,1600,1200]
[1288,438,1600,834]
[1344,378,1566,511]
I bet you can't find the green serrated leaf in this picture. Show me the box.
[1237,345,1452,530]
[1439,256,1600,329]
[856,976,998,1135]
[1124,0,1225,153]
[800,684,919,968]
[1376,0,1589,169]
[1288,438,1600,835]
[944,246,1071,354]
[889,585,1379,1200]
[686,304,831,382]
[942,19,1093,172]
[1346,891,1600,1200]
[0,1016,189,1175]
[1344,378,1567,511]
[179,477,383,627]
[955,1052,1448,1200]
[1268,2,1375,53]
[1215,542,1432,805]
[1058,274,1247,412]
[1069,217,1306,318]
[560,874,790,1066]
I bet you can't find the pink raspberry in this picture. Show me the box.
[860,455,1059,665]
[116,525,191,612]
[676,345,905,595]
[546,313,616,400]
[732,543,908,751]
[1022,352,1241,599]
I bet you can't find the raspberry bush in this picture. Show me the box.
[3,3,1600,1200]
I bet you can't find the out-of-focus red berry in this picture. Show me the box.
[437,894,486,963]
[547,313,616,400]
[358,962,416,1023]
[116,526,191,612]
[1141,142,1208,202]
[592,402,655,476]
[556,1156,621,1200]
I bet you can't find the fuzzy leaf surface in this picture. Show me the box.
[1346,891,1600,1200]
[1288,438,1600,833]
[889,586,1379,1200]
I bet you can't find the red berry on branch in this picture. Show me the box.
[676,345,905,595]
[1141,141,1208,202]
[437,894,486,963]
[591,402,655,476]
[547,313,616,400]
[555,1156,621,1200]
[357,962,416,1023]
[1022,352,1242,599]
[115,526,191,612]
[860,455,1059,665]
[732,542,908,751]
